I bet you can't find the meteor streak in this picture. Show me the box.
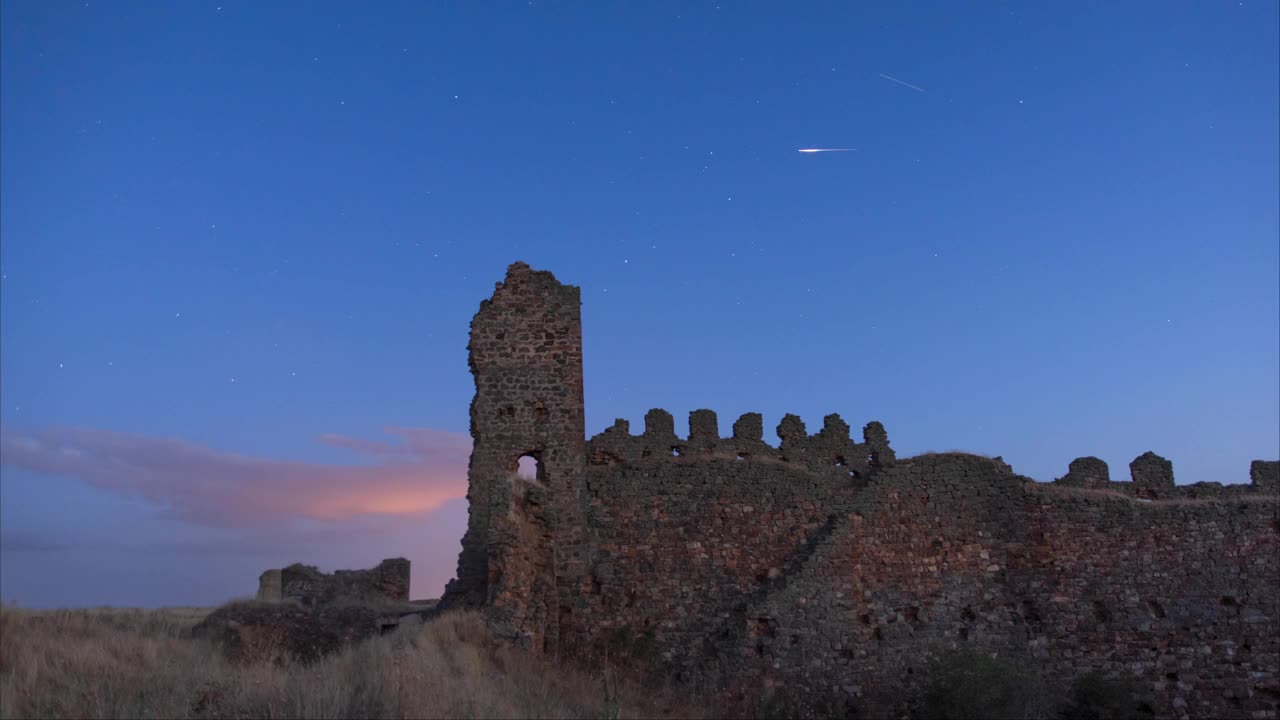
[798,148,854,153]
[879,73,925,92]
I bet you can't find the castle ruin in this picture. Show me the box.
[440,262,1280,718]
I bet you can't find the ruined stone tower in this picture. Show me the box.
[440,262,587,652]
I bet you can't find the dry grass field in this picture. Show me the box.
[0,604,701,720]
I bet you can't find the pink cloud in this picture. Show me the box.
[0,425,471,528]
[317,432,414,457]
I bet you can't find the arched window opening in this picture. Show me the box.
[516,454,543,482]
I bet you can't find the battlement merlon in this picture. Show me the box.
[1050,454,1279,498]
[585,408,893,476]
[1252,460,1279,493]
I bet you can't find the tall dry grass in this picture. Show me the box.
[0,604,700,720]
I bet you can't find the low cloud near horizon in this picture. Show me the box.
[0,425,471,527]
[0,424,472,607]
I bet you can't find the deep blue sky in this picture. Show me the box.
[2,1,1277,607]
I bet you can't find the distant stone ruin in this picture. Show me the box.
[197,558,424,664]
[256,558,410,607]
[438,262,1280,719]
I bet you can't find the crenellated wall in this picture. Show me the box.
[1054,454,1280,501]
[441,262,1280,719]
[585,407,893,479]
[570,410,1279,718]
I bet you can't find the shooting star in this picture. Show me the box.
[798,148,855,153]
[879,73,925,92]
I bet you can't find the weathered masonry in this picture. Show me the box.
[440,262,1280,719]
[256,558,410,607]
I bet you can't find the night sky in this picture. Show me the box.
[2,1,1277,608]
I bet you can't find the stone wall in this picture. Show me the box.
[735,454,1279,718]
[442,262,1280,719]
[569,415,1280,718]
[256,558,410,607]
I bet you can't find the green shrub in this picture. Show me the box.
[911,649,1057,720]
[753,685,849,720]
[910,650,1155,720]
[1058,671,1154,720]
